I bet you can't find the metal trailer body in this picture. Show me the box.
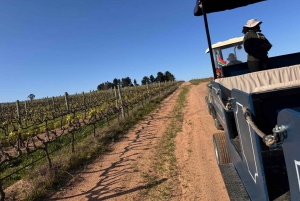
[194,0,300,200]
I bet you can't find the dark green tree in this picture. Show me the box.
[113,78,118,87]
[28,94,35,101]
[165,71,175,81]
[97,83,105,90]
[141,76,150,85]
[156,72,165,82]
[149,75,155,83]
[122,77,132,87]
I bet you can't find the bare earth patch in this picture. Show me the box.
[44,82,229,201]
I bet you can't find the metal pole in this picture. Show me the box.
[201,1,217,79]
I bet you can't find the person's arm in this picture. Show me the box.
[262,37,272,51]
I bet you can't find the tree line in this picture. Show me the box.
[97,71,175,90]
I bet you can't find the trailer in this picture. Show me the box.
[194,0,300,200]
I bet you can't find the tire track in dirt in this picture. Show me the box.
[45,83,188,201]
[175,82,230,201]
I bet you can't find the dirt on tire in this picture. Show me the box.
[44,82,230,201]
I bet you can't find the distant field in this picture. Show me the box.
[189,78,212,85]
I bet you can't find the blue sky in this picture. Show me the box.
[1,0,300,102]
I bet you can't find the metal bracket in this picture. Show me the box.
[272,125,287,144]
[226,97,234,110]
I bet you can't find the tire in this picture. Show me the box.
[214,118,223,130]
[213,132,231,165]
[205,96,212,115]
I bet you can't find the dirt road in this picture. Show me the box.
[175,82,229,201]
[46,82,229,201]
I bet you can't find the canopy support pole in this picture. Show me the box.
[201,1,217,79]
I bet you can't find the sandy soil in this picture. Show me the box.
[44,82,229,201]
[174,82,229,201]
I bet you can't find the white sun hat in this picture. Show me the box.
[243,19,262,28]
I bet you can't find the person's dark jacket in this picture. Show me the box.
[243,30,272,61]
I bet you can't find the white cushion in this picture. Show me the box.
[253,80,300,93]
[214,64,300,93]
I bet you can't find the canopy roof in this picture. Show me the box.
[194,0,266,16]
[205,36,244,53]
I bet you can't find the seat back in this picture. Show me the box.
[215,64,300,95]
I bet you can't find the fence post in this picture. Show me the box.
[52,97,55,110]
[46,96,50,106]
[16,100,21,126]
[82,92,86,107]
[117,85,125,119]
[114,86,118,107]
[64,92,70,112]
[159,81,161,96]
[146,82,150,100]
[24,101,28,116]
[89,90,92,104]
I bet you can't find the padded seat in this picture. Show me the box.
[215,64,300,94]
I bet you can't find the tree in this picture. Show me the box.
[28,94,35,101]
[165,71,175,81]
[121,77,132,87]
[133,79,138,86]
[156,72,165,82]
[113,78,118,87]
[149,75,155,83]
[141,76,150,85]
[97,81,113,90]
[97,83,105,90]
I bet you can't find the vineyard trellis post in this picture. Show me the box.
[52,97,55,110]
[89,90,92,104]
[24,101,28,116]
[114,86,118,107]
[47,96,50,107]
[117,85,125,119]
[113,86,120,123]
[159,81,161,96]
[64,92,70,112]
[146,82,150,101]
[82,92,86,107]
[16,100,21,126]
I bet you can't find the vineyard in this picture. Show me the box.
[0,81,181,200]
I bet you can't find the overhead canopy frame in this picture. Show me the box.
[194,0,266,16]
[193,0,266,79]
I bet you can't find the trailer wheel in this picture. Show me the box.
[213,132,231,165]
[214,118,223,130]
[205,96,212,115]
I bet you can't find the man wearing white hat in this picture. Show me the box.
[227,53,242,66]
[242,19,272,72]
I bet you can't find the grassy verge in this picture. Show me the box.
[138,85,190,200]
[189,78,211,85]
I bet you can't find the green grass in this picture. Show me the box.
[139,85,190,200]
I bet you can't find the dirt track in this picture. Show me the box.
[45,82,229,201]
